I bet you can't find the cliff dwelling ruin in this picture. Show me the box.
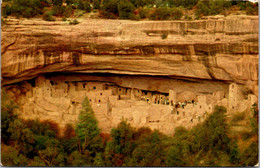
[1,15,258,134]
[3,74,258,135]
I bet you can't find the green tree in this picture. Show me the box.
[93,152,105,166]
[60,124,78,155]
[1,145,29,166]
[168,0,198,9]
[227,140,240,164]
[130,0,155,8]
[170,7,183,20]
[139,7,150,18]
[10,0,44,18]
[93,0,100,9]
[110,120,134,155]
[52,0,63,6]
[104,120,135,166]
[126,130,166,166]
[150,6,171,20]
[245,2,258,15]
[75,97,102,155]
[1,90,18,144]
[8,119,35,157]
[101,0,119,18]
[28,156,46,166]
[2,4,12,17]
[165,127,193,166]
[241,142,258,166]
[42,12,56,21]
[195,0,231,18]
[38,146,66,166]
[166,146,186,166]
[84,1,92,12]
[67,151,91,166]
[77,0,85,10]
[191,106,240,166]
[118,0,135,19]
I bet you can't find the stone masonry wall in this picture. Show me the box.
[4,74,258,135]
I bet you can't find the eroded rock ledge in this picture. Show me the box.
[1,16,258,134]
[2,16,259,94]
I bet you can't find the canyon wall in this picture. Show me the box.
[1,15,258,134]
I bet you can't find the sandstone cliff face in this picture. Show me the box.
[2,15,258,95]
[1,16,258,134]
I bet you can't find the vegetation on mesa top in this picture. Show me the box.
[1,89,259,166]
[1,0,258,22]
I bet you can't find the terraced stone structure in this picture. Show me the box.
[1,15,258,134]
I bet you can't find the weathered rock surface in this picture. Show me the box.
[1,16,258,134]
[1,15,258,95]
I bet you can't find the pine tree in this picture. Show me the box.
[75,97,102,155]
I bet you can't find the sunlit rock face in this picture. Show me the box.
[1,15,258,134]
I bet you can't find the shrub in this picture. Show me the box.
[64,5,74,17]
[51,5,64,16]
[41,120,60,137]
[63,124,76,139]
[42,12,56,21]
[227,140,241,164]
[118,0,136,19]
[250,117,258,136]
[170,8,183,20]
[74,9,85,17]
[65,0,75,5]
[101,0,119,18]
[93,0,100,9]
[245,2,258,15]
[1,18,7,25]
[251,103,258,117]
[195,0,232,18]
[169,0,198,9]
[129,0,154,8]
[195,0,210,17]
[133,127,152,140]
[52,0,63,6]
[150,6,171,20]
[237,1,246,10]
[10,0,44,18]
[184,15,192,20]
[131,14,141,20]
[241,142,258,166]
[69,19,79,25]
[231,112,245,122]
[84,1,92,13]
[93,153,105,166]
[2,4,12,17]
[62,16,67,21]
[126,131,167,166]
[77,0,85,10]
[241,131,252,141]
[161,33,168,39]
[52,5,73,17]
[139,7,150,19]
[110,120,134,155]
[166,146,186,166]
[1,145,29,166]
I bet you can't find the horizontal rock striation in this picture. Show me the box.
[2,15,258,134]
[1,15,258,94]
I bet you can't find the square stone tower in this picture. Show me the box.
[228,83,244,112]
[228,83,238,112]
